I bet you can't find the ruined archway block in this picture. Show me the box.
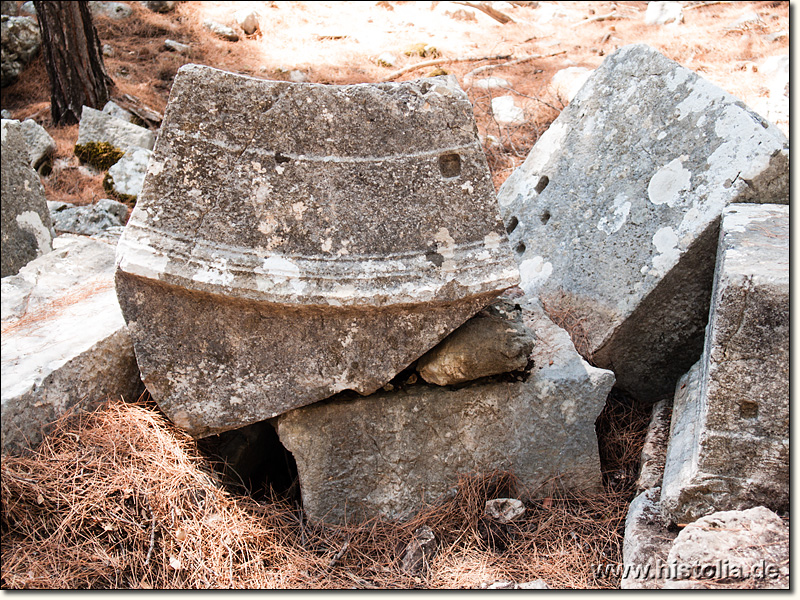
[497,44,789,403]
[115,65,519,437]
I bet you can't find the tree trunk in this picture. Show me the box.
[33,1,113,125]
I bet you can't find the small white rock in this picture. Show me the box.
[491,96,526,126]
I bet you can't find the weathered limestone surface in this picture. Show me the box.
[48,198,128,237]
[276,299,614,524]
[621,488,677,589]
[664,507,789,589]
[106,147,152,199]
[1,119,54,277]
[1,15,40,87]
[661,203,789,523]
[497,44,789,403]
[1,235,143,453]
[18,118,56,172]
[416,300,534,386]
[116,66,519,437]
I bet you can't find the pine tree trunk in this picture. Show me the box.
[33,1,113,125]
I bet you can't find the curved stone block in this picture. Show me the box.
[115,65,519,437]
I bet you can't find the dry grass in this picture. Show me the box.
[1,394,645,589]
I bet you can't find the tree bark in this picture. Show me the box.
[33,1,113,125]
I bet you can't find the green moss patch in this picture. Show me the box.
[74,141,125,171]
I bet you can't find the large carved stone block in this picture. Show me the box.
[115,66,519,437]
[497,44,789,403]
[276,298,614,524]
[661,203,789,523]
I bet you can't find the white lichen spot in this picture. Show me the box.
[192,255,234,286]
[434,227,456,258]
[483,231,502,250]
[251,161,266,173]
[336,239,351,257]
[148,160,164,177]
[275,165,285,174]
[188,188,202,198]
[15,211,51,254]
[229,396,242,406]
[656,131,667,141]
[321,237,333,252]
[261,256,301,278]
[647,159,691,206]
[597,195,631,235]
[460,181,474,194]
[518,256,553,295]
[652,226,680,276]
[291,201,307,220]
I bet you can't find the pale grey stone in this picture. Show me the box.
[1,15,40,87]
[19,2,35,17]
[116,66,519,438]
[88,1,132,20]
[491,95,525,125]
[376,52,396,67]
[276,298,614,523]
[663,507,789,589]
[497,44,789,403]
[75,106,156,166]
[0,108,11,118]
[485,498,525,524]
[621,488,676,589]
[233,8,259,35]
[516,580,549,590]
[1,235,143,453]
[636,398,672,492]
[48,198,128,236]
[203,19,239,41]
[106,147,152,199]
[417,300,533,385]
[661,204,789,523]
[102,100,135,123]
[644,1,683,25]
[480,579,549,590]
[550,66,592,102]
[18,118,55,172]
[401,526,436,574]
[139,0,175,13]
[164,38,190,54]
[1,119,53,277]
[472,76,510,91]
[102,43,113,57]
[288,69,308,83]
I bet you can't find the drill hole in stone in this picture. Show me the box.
[740,400,758,419]
[506,216,519,234]
[540,210,551,225]
[534,175,549,194]
[275,152,291,164]
[438,153,461,178]
[515,241,526,255]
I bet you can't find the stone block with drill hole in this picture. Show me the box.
[115,65,519,438]
[497,44,789,403]
[661,204,789,523]
[2,235,143,453]
[276,298,614,524]
[1,119,54,277]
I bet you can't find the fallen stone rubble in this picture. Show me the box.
[0,42,789,577]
